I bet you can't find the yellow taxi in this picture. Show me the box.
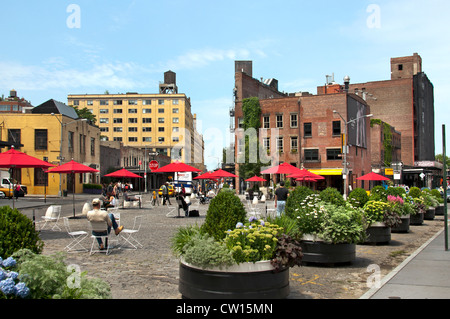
[0,187,14,198]
[158,184,174,197]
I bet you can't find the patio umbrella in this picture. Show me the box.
[260,162,303,175]
[287,169,325,180]
[193,171,216,180]
[245,175,267,182]
[356,172,390,181]
[104,168,143,179]
[151,161,202,173]
[0,147,54,208]
[46,160,99,218]
[210,169,238,178]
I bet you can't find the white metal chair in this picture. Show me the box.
[63,217,88,252]
[38,205,62,231]
[165,203,177,217]
[246,201,261,219]
[89,220,112,255]
[266,200,276,218]
[108,210,120,248]
[120,215,143,249]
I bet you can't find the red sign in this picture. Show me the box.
[149,160,159,171]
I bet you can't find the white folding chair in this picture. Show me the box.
[89,221,112,255]
[38,205,62,231]
[165,204,176,217]
[120,216,143,249]
[108,210,120,248]
[266,200,276,218]
[63,217,88,252]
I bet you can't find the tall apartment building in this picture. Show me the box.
[68,71,205,169]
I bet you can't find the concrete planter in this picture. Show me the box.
[179,260,290,299]
[410,212,424,225]
[365,222,391,244]
[424,207,435,220]
[391,215,410,233]
[300,240,356,265]
[435,204,445,216]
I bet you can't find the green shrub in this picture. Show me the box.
[319,187,345,206]
[285,186,313,218]
[363,200,390,225]
[430,189,444,203]
[320,204,366,244]
[369,186,387,201]
[348,188,369,208]
[10,249,111,299]
[82,183,102,189]
[0,206,43,258]
[408,187,422,199]
[202,191,246,241]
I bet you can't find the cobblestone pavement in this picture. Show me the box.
[15,194,447,299]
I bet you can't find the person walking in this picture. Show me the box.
[162,182,171,205]
[274,181,290,216]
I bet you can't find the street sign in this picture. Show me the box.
[149,160,159,171]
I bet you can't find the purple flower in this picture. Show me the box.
[2,257,16,268]
[14,282,30,298]
[0,278,15,295]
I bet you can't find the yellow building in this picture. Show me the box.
[0,99,101,196]
[67,71,205,170]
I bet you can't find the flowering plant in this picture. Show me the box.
[0,256,30,299]
[225,217,283,263]
[363,200,390,225]
[294,194,326,235]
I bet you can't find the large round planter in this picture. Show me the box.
[179,260,290,299]
[435,204,445,216]
[410,212,424,225]
[424,207,435,220]
[365,222,391,244]
[300,241,356,265]
[391,215,410,233]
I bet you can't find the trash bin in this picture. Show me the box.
[63,190,68,197]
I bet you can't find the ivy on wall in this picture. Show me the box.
[370,119,393,167]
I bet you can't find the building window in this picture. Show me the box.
[128,137,137,142]
[332,121,341,136]
[143,137,152,142]
[100,100,109,106]
[158,127,165,132]
[173,118,179,124]
[158,137,165,143]
[143,100,152,105]
[99,109,108,114]
[263,137,270,152]
[158,99,165,105]
[143,108,152,114]
[128,127,138,132]
[173,127,179,132]
[35,129,48,150]
[114,100,122,105]
[173,108,179,114]
[128,100,137,105]
[304,149,319,162]
[290,114,298,128]
[304,122,312,137]
[113,109,123,114]
[87,100,93,106]
[290,136,298,152]
[90,137,95,156]
[128,118,138,123]
[113,127,123,132]
[113,137,122,142]
[100,127,109,132]
[263,116,270,129]
[327,149,341,160]
[276,115,283,128]
[277,137,283,153]
[68,131,74,153]
[142,118,152,123]
[8,129,21,149]
[79,134,86,154]
[398,64,403,71]
[34,168,48,186]
[158,118,165,123]
[143,127,152,132]
[172,137,179,142]
[238,118,244,129]
[113,118,123,124]
[128,108,138,113]
[100,118,109,124]
[73,100,79,106]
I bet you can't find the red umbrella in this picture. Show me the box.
[210,169,238,178]
[288,169,325,180]
[104,168,143,179]
[0,147,55,208]
[245,175,267,182]
[193,171,216,180]
[0,148,55,169]
[357,172,390,181]
[47,160,99,218]
[152,161,201,173]
[261,162,303,175]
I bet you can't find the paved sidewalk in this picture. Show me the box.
[361,225,450,299]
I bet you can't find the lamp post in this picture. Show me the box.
[51,113,87,196]
[333,110,373,199]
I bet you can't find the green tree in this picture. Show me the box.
[71,105,97,124]
[436,154,450,167]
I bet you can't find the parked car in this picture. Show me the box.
[0,187,14,198]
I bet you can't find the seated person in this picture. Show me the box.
[87,198,124,250]
[124,190,139,202]
[103,195,117,209]
[176,193,191,216]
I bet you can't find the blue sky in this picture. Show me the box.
[1,0,449,170]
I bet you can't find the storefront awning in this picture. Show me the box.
[309,169,343,176]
